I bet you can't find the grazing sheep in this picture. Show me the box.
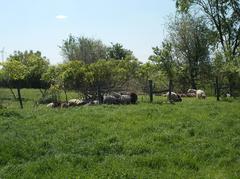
[226,93,231,97]
[196,90,206,99]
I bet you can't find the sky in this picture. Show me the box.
[0,0,176,64]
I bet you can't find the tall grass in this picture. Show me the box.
[0,88,240,178]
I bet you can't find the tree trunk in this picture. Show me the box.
[190,72,197,89]
[189,60,197,89]
[17,87,23,109]
[149,80,153,103]
[64,89,68,102]
[215,76,220,101]
[9,87,17,100]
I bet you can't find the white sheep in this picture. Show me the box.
[196,90,206,99]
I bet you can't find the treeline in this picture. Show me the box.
[0,0,240,108]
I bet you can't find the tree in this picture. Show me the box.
[2,60,29,108]
[137,62,167,93]
[60,35,108,64]
[168,14,211,89]
[58,61,87,100]
[7,51,49,97]
[212,51,225,100]
[176,0,240,95]
[41,65,61,102]
[87,60,119,93]
[107,55,141,92]
[149,41,176,101]
[107,43,133,60]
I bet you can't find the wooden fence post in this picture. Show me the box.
[149,80,153,103]
[168,79,173,102]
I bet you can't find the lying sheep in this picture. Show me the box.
[61,102,69,108]
[103,95,119,104]
[187,89,197,94]
[120,95,131,104]
[178,93,187,97]
[187,93,196,97]
[166,92,182,102]
[68,99,86,106]
[47,102,61,108]
[103,92,138,105]
[130,93,138,104]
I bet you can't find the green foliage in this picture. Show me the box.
[213,51,225,75]
[6,50,49,87]
[107,43,133,60]
[149,41,176,80]
[41,57,142,98]
[168,13,211,89]
[41,65,59,85]
[58,61,87,91]
[87,60,118,89]
[2,60,29,81]
[176,0,240,73]
[176,0,194,12]
[60,35,108,64]
[87,58,140,91]
[137,62,168,92]
[48,84,61,102]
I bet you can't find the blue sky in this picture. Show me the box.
[1,0,176,64]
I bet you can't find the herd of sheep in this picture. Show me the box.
[46,89,206,108]
[47,92,138,108]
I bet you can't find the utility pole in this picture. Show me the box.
[0,47,4,62]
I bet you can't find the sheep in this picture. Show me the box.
[120,95,131,104]
[196,90,206,99]
[166,92,182,102]
[187,93,196,97]
[130,92,138,104]
[61,102,69,108]
[103,92,138,105]
[68,99,85,106]
[103,95,119,104]
[226,93,231,97]
[47,102,61,108]
[47,102,54,108]
[178,93,187,97]
[187,89,197,94]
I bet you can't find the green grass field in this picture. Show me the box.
[0,88,240,178]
